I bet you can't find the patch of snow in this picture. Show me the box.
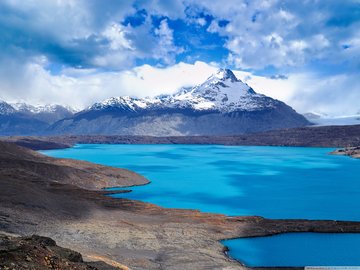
[193,101,215,110]
[132,99,148,109]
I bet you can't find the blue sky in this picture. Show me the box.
[0,0,359,115]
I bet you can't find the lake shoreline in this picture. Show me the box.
[331,146,360,159]
[2,141,360,269]
[2,124,360,151]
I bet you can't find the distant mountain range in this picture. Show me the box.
[1,69,310,136]
[304,112,360,126]
[0,101,75,135]
[49,69,309,135]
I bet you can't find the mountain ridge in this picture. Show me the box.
[0,69,310,136]
[0,101,75,135]
[48,68,310,136]
[86,69,277,114]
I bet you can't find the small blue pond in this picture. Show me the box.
[223,233,360,267]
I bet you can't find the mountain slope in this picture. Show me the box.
[0,101,16,115]
[49,69,309,136]
[11,102,75,124]
[0,101,49,135]
[0,101,75,135]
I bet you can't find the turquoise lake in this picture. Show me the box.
[42,144,360,266]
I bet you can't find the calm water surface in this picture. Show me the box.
[42,144,360,266]
[223,232,360,267]
[43,144,360,220]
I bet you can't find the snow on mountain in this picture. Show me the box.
[0,100,50,135]
[90,96,150,112]
[48,68,311,136]
[304,112,360,126]
[11,103,76,114]
[90,69,277,113]
[0,101,16,115]
[0,102,77,131]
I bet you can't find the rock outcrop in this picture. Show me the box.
[331,146,360,159]
[0,233,127,270]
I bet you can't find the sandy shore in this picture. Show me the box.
[1,141,360,269]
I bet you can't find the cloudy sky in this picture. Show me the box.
[0,0,359,115]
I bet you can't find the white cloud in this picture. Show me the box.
[0,60,358,116]
[234,71,360,116]
[0,61,218,109]
[0,0,359,117]
[0,0,186,70]
[139,0,186,19]
[103,23,133,51]
[94,17,184,68]
[197,18,207,26]
[0,0,134,42]
[189,0,360,70]
[1,0,359,72]
[153,19,184,65]
[91,22,136,69]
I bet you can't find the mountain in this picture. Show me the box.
[11,103,75,124]
[0,101,16,115]
[48,69,310,136]
[86,69,276,114]
[0,101,75,135]
[0,101,48,135]
[304,112,360,126]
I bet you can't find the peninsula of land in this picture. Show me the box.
[331,146,360,159]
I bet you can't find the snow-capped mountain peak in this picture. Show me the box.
[90,96,151,111]
[11,102,78,115]
[90,68,277,113]
[191,68,256,103]
[12,103,54,114]
[0,101,16,115]
[208,68,239,83]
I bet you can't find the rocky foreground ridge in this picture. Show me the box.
[0,233,127,270]
[2,141,360,269]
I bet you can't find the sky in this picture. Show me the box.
[0,0,359,116]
